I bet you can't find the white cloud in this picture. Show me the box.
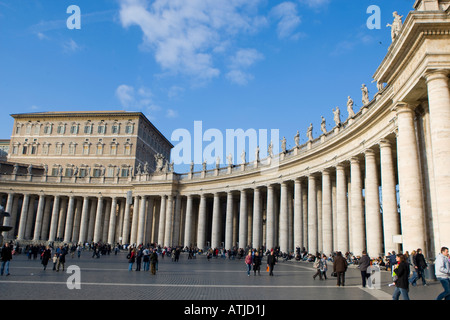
[226,48,264,85]
[115,84,163,115]
[118,0,267,81]
[62,38,81,53]
[166,109,178,118]
[270,2,302,40]
[298,0,331,9]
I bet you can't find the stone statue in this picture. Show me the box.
[255,146,260,162]
[362,84,369,105]
[281,137,287,153]
[268,141,273,158]
[13,164,18,175]
[136,163,142,175]
[163,161,168,173]
[307,123,313,141]
[294,131,300,147]
[321,116,327,134]
[144,162,149,174]
[190,161,194,173]
[227,153,233,166]
[216,157,220,169]
[241,150,246,164]
[202,161,207,171]
[333,107,341,127]
[154,153,164,172]
[170,161,174,172]
[387,11,403,42]
[27,164,33,175]
[43,164,48,176]
[347,96,355,118]
[73,166,79,177]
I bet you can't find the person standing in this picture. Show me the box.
[253,251,262,276]
[435,246,450,300]
[245,251,253,276]
[150,249,158,275]
[0,242,12,276]
[359,251,371,288]
[409,250,418,286]
[128,248,136,271]
[41,246,52,271]
[333,251,348,287]
[267,250,276,276]
[392,254,410,300]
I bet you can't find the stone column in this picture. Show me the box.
[79,197,90,244]
[365,148,383,257]
[173,195,182,247]
[211,193,221,249]
[322,169,333,255]
[122,195,132,245]
[145,197,154,245]
[32,194,46,241]
[48,195,60,242]
[93,196,104,243]
[279,181,289,253]
[108,197,118,244]
[293,179,303,250]
[395,103,426,253]
[225,191,234,250]
[184,195,194,248]
[17,194,30,240]
[63,196,76,243]
[164,194,174,247]
[197,194,207,250]
[2,193,14,238]
[252,188,262,249]
[130,196,140,245]
[72,199,83,244]
[24,196,36,239]
[336,164,348,252]
[238,190,248,249]
[425,70,450,247]
[308,175,318,254]
[379,140,400,254]
[137,196,147,245]
[266,185,275,251]
[350,157,365,256]
[56,197,68,241]
[158,195,167,246]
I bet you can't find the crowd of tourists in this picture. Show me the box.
[1,239,449,300]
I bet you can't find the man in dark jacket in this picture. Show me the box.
[150,249,158,275]
[414,248,428,286]
[359,251,371,288]
[333,251,348,286]
[1,242,13,276]
[392,254,410,300]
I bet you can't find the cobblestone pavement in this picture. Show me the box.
[0,250,443,301]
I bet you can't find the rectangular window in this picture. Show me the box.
[98,126,106,134]
[55,144,62,155]
[125,125,134,134]
[57,125,65,134]
[121,168,129,177]
[44,126,52,135]
[68,144,76,155]
[79,169,87,178]
[112,125,119,134]
[70,125,79,134]
[22,146,28,155]
[84,125,92,134]
[83,145,90,155]
[31,146,37,155]
[110,145,117,155]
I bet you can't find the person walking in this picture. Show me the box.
[333,251,348,287]
[321,254,328,280]
[414,248,428,286]
[312,255,323,280]
[435,246,450,300]
[409,250,418,286]
[358,251,371,288]
[142,247,150,271]
[0,242,12,276]
[392,254,410,300]
[57,246,67,272]
[267,249,276,276]
[253,251,262,276]
[150,249,158,275]
[245,251,253,276]
[41,246,52,271]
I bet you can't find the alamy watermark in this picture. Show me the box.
[66,265,81,290]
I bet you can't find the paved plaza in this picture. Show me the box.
[0,250,443,301]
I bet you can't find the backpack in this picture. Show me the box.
[245,255,252,264]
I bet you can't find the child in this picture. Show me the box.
[52,254,58,271]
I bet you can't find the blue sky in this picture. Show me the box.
[0,0,414,172]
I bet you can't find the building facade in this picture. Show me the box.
[0,1,449,258]
[7,111,173,178]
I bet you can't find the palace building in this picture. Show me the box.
[0,0,449,258]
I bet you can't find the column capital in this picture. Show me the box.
[350,156,360,164]
[364,148,376,156]
[379,138,392,148]
[392,102,420,115]
[424,69,450,83]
